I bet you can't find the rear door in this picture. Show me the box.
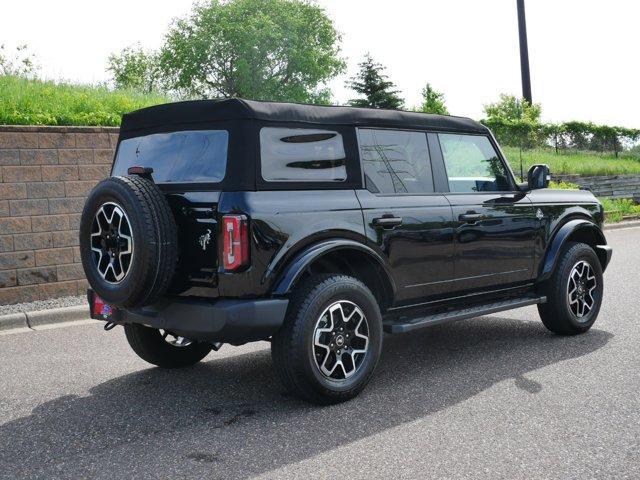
[356,128,455,305]
[435,133,537,291]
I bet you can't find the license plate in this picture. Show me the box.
[87,290,121,321]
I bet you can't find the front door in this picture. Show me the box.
[436,133,537,292]
[355,128,455,305]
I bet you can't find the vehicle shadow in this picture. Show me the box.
[0,317,612,479]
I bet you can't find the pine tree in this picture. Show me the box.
[347,54,403,110]
[418,83,449,115]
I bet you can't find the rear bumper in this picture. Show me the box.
[88,290,288,344]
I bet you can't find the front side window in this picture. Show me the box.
[358,129,433,194]
[260,127,347,182]
[438,134,511,192]
[113,130,228,183]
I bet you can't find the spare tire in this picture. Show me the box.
[79,175,178,308]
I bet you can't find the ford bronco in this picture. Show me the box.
[80,99,612,404]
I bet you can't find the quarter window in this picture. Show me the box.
[438,134,511,192]
[260,127,347,182]
[358,129,433,194]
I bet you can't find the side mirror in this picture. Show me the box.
[527,164,551,190]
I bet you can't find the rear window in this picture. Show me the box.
[113,130,228,183]
[260,127,347,182]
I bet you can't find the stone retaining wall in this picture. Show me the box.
[0,126,118,305]
[555,174,640,200]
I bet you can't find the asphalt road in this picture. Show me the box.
[1,227,639,480]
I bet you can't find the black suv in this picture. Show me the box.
[80,99,612,404]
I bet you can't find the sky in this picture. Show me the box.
[1,0,639,127]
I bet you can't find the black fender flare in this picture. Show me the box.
[539,219,610,282]
[271,239,397,297]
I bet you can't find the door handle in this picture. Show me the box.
[372,216,403,229]
[459,212,486,223]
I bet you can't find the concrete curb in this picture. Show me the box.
[27,305,90,328]
[604,220,640,230]
[0,305,90,331]
[0,312,28,331]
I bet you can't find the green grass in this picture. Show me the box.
[0,76,168,126]
[502,146,640,176]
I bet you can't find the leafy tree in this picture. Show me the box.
[107,45,161,93]
[0,44,38,78]
[483,94,543,178]
[157,0,345,102]
[417,83,448,115]
[483,93,541,122]
[483,93,543,152]
[347,54,403,109]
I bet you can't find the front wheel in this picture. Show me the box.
[124,324,212,368]
[538,242,604,335]
[271,274,383,405]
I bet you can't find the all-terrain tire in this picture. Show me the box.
[79,175,178,307]
[271,274,383,405]
[124,324,212,368]
[537,242,603,335]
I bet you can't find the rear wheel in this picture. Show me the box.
[271,274,383,404]
[124,324,212,368]
[538,242,603,335]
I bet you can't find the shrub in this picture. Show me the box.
[485,118,640,157]
[549,180,579,190]
[600,198,640,223]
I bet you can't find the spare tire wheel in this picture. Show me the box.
[79,175,178,308]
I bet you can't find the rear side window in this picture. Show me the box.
[438,134,510,192]
[113,130,229,183]
[358,129,433,194]
[260,127,347,182]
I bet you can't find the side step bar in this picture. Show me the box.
[383,295,546,334]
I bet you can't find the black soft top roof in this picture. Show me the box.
[121,98,487,135]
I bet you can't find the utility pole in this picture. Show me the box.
[517,0,532,104]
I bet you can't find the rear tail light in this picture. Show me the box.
[222,214,249,270]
